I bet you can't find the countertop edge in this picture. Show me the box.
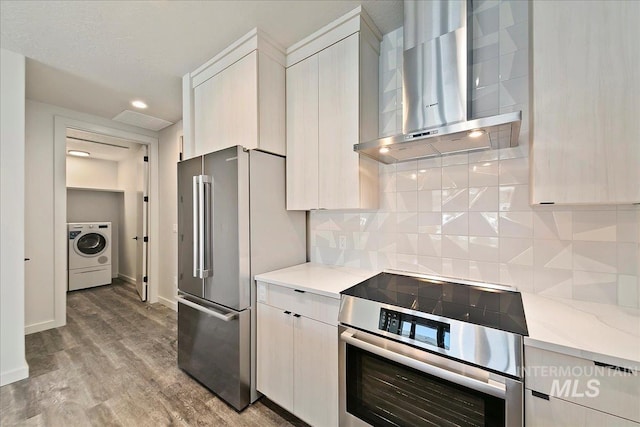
[521,292,640,367]
[524,337,640,370]
[254,263,379,300]
[255,276,342,299]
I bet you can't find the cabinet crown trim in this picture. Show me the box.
[190,28,286,87]
[285,6,382,67]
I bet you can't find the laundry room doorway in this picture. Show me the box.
[65,128,151,302]
[51,115,160,330]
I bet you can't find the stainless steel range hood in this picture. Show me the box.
[355,0,522,164]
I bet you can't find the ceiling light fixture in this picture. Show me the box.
[131,100,148,109]
[68,150,90,157]
[468,129,486,138]
[379,146,390,154]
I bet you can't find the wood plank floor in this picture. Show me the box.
[0,279,308,426]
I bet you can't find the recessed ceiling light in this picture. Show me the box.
[68,150,90,157]
[131,100,147,109]
[379,146,390,154]
[468,129,486,138]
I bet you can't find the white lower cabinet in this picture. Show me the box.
[525,346,640,426]
[525,389,638,427]
[257,282,339,427]
[293,314,338,427]
[256,303,294,410]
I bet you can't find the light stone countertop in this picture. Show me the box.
[254,262,379,299]
[521,292,640,368]
[255,263,640,368]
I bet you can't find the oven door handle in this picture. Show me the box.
[340,330,507,399]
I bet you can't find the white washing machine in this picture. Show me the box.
[68,222,112,291]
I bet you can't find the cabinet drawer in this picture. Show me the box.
[256,281,340,326]
[525,346,640,422]
[525,389,638,427]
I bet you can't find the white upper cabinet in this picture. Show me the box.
[286,55,319,210]
[286,7,381,210]
[182,29,286,159]
[530,1,640,205]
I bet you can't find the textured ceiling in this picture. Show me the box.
[1,0,403,126]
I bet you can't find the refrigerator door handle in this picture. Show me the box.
[194,175,213,280]
[177,295,237,322]
[192,175,199,278]
[201,175,213,279]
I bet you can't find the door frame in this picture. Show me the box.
[52,115,160,329]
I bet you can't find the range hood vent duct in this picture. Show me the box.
[355,0,522,164]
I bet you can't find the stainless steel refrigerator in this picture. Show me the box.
[177,146,306,410]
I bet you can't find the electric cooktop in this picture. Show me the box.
[341,272,528,336]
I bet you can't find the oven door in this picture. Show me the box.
[339,326,523,427]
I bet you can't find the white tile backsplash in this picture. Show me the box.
[442,212,469,235]
[573,211,618,242]
[499,157,529,185]
[499,185,531,211]
[499,212,533,238]
[469,237,500,262]
[418,190,442,212]
[442,165,469,189]
[469,212,500,237]
[442,188,469,211]
[573,271,618,305]
[469,161,500,187]
[309,1,639,308]
[397,191,418,212]
[418,234,442,257]
[573,241,617,273]
[469,186,500,211]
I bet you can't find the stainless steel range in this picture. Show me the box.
[338,271,528,427]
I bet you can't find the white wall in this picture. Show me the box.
[310,1,640,308]
[117,151,139,282]
[1,48,28,386]
[67,189,123,277]
[24,99,158,333]
[66,156,119,189]
[157,121,182,310]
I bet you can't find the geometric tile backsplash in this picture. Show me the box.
[309,0,640,308]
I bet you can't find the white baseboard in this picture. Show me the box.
[118,273,136,285]
[25,319,59,335]
[0,363,29,386]
[158,295,177,311]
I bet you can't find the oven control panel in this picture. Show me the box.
[378,308,450,349]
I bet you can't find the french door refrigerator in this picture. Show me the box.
[177,146,306,410]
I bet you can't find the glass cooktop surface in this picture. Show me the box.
[341,272,528,336]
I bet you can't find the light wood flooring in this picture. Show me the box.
[0,279,307,426]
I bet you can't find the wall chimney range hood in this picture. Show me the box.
[355,0,522,164]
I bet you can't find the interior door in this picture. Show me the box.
[135,145,149,301]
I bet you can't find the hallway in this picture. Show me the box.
[0,280,305,426]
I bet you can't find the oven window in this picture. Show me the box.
[346,344,505,427]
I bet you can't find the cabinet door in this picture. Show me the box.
[531,1,640,204]
[256,303,294,411]
[194,52,258,156]
[525,389,638,427]
[525,346,640,422]
[286,55,319,210]
[318,33,360,209]
[293,316,339,427]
